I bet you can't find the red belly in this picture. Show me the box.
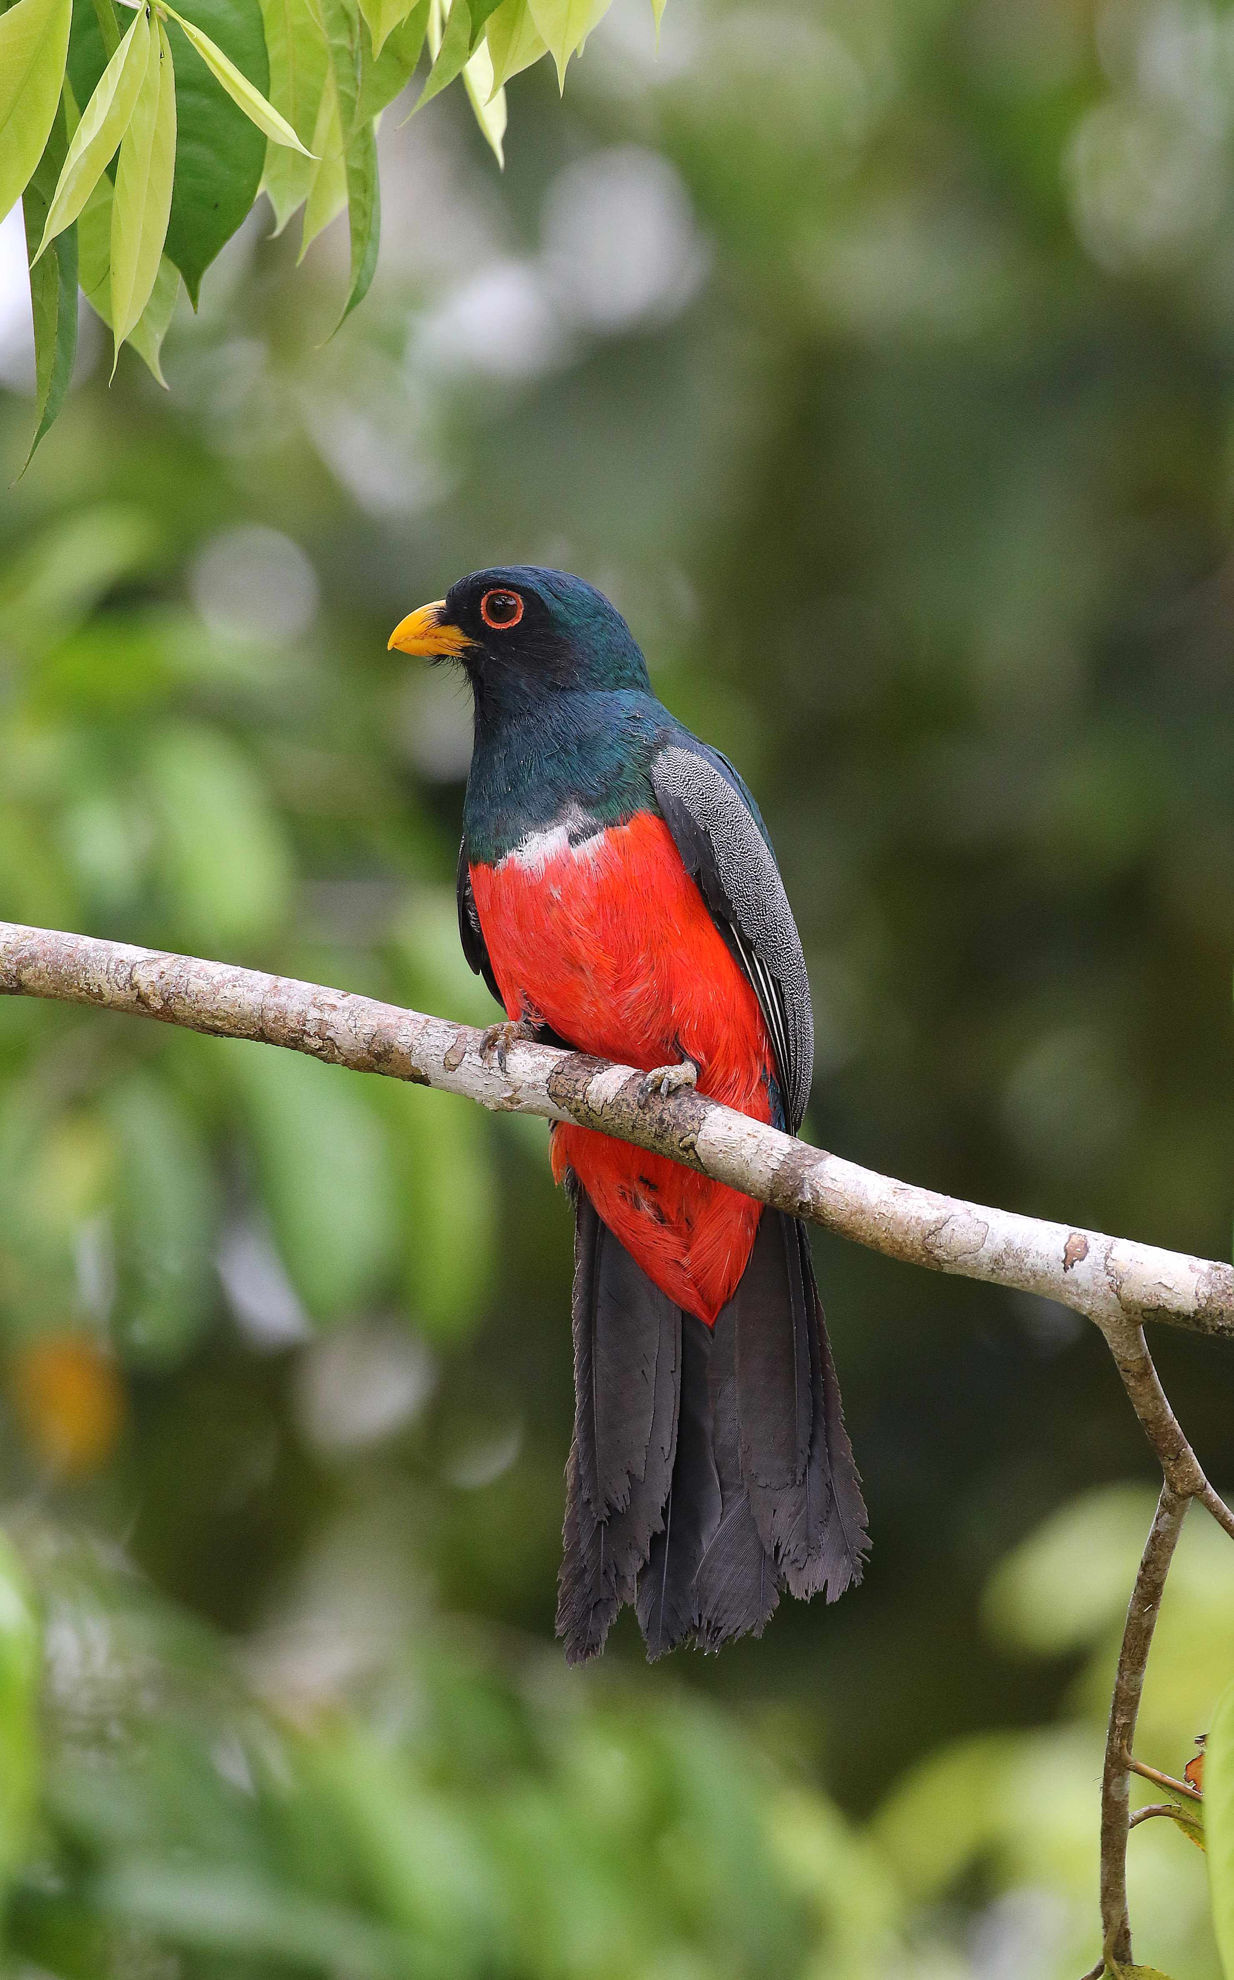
[469,810,775,1323]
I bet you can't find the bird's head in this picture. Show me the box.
[388,567,651,703]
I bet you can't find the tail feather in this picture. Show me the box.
[733,1208,812,1490]
[583,1203,679,1518]
[557,1193,680,1664]
[691,1300,781,1648]
[691,1495,779,1650]
[811,1255,870,1595]
[637,1317,721,1659]
[557,1201,613,1662]
[557,1188,867,1663]
[736,1215,869,1602]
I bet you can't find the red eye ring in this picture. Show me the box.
[480,588,524,630]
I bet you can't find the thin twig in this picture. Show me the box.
[1128,1801,1189,1828]
[1129,1757,1202,1802]
[2,921,1234,1339]
[1088,1306,1231,1969]
[1195,1479,1234,1541]
[1096,1314,1234,1537]
[1097,1485,1189,1971]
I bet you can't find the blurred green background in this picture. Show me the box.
[2,0,1234,1971]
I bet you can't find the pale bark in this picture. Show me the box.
[3,919,1234,1341]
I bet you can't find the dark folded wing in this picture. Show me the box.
[650,742,813,1132]
[456,837,503,1008]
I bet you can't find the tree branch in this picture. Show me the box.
[1099,1316,1234,1538]
[2,919,1231,1977]
[3,921,1234,1344]
[1128,1757,1202,1802]
[1127,1801,1187,1828]
[1096,1484,1190,1973]
[1086,1331,1233,1976]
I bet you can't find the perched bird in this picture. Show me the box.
[390,568,868,1659]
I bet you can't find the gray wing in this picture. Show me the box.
[456,838,503,1008]
[651,744,814,1133]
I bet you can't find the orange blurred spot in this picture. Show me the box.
[10,1336,124,1477]
[1185,1736,1206,1794]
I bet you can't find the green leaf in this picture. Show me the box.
[96,1861,400,1971]
[128,250,180,384]
[461,33,504,163]
[106,1072,218,1367]
[465,0,506,44]
[89,0,122,58]
[257,0,330,231]
[20,94,78,467]
[229,1046,399,1322]
[526,0,605,86]
[144,724,293,952]
[983,1485,1160,1656]
[337,110,379,326]
[357,0,427,120]
[311,0,401,319]
[0,0,72,228]
[483,0,546,93]
[357,0,416,57]
[303,1723,492,1950]
[160,0,312,151]
[160,0,271,303]
[1207,1675,1234,1975]
[872,1732,1025,1902]
[76,165,116,318]
[1158,1800,1206,1849]
[299,55,346,253]
[0,1535,39,1895]
[396,1085,494,1339]
[36,0,148,256]
[318,0,362,131]
[110,15,176,362]
[416,0,472,109]
[299,0,355,257]
[75,157,178,380]
[0,499,155,640]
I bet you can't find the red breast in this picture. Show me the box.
[470,810,776,1322]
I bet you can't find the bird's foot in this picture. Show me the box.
[479,1015,541,1074]
[638,1056,699,1105]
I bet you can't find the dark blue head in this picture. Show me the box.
[388,566,651,707]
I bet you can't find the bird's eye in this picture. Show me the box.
[480,588,524,630]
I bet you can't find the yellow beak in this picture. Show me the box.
[387,599,473,658]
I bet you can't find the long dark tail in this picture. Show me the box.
[556,1190,869,1663]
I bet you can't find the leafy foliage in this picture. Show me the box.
[1206,1678,1234,1975]
[0,0,73,224]
[1,0,650,450]
[3,0,1234,1969]
[0,1535,39,1902]
[2,1478,1234,1974]
[0,1520,887,1979]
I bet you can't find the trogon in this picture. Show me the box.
[389,567,868,1660]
